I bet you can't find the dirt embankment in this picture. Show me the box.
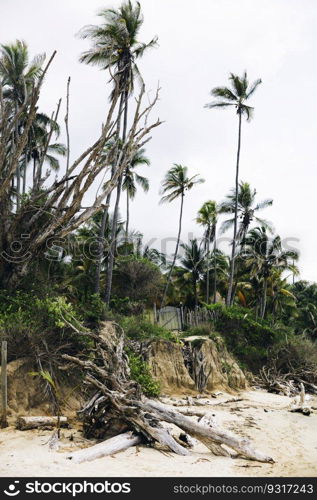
[5,333,246,417]
[145,336,246,395]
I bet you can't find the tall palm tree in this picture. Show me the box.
[244,226,298,319]
[220,182,273,246]
[79,1,157,303]
[196,200,219,304]
[205,72,262,306]
[122,147,150,242]
[160,164,204,307]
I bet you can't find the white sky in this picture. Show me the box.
[1,0,317,281]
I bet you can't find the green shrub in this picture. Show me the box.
[0,291,89,362]
[77,293,108,326]
[119,316,177,342]
[109,297,146,316]
[205,303,286,372]
[127,351,160,397]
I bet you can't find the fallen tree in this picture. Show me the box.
[61,322,274,463]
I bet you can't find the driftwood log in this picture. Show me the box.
[61,322,274,463]
[67,432,142,463]
[16,416,68,430]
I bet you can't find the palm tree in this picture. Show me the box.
[178,239,206,307]
[79,1,157,303]
[0,40,44,104]
[25,113,65,191]
[205,72,262,306]
[244,226,298,319]
[220,182,273,245]
[122,147,150,242]
[196,200,219,304]
[0,40,45,208]
[160,164,204,307]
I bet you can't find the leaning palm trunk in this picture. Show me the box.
[161,192,184,307]
[104,175,123,304]
[95,89,126,295]
[227,111,242,306]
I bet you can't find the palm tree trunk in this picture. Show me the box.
[261,278,268,319]
[104,177,122,304]
[161,192,184,308]
[95,88,126,295]
[14,103,20,210]
[194,276,198,308]
[213,229,217,304]
[104,90,129,304]
[206,237,210,304]
[226,111,242,307]
[94,203,109,294]
[125,188,130,245]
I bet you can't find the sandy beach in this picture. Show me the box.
[0,389,316,477]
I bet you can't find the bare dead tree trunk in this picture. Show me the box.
[65,76,71,189]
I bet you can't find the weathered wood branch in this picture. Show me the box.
[16,416,68,430]
[67,432,141,463]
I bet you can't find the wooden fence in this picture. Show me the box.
[154,305,216,331]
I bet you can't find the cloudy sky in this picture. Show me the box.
[2,0,317,280]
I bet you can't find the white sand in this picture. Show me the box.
[1,389,316,477]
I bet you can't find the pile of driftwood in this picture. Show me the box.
[258,366,317,397]
[57,323,274,464]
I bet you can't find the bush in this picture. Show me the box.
[77,293,108,326]
[119,316,178,342]
[205,304,286,371]
[127,351,160,397]
[182,325,211,336]
[109,297,146,316]
[0,291,90,362]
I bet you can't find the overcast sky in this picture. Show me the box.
[2,0,317,281]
